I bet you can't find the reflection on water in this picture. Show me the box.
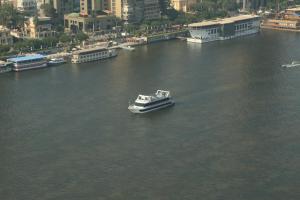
[0,30,300,200]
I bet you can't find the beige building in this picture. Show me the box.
[171,0,196,12]
[107,0,122,18]
[64,13,115,33]
[80,0,108,16]
[0,26,13,45]
[24,17,57,38]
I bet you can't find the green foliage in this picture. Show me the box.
[124,24,138,33]
[33,15,39,26]
[0,45,10,55]
[40,4,56,18]
[59,33,72,43]
[14,37,59,52]
[190,0,233,20]
[165,8,180,21]
[75,32,89,42]
[0,3,24,28]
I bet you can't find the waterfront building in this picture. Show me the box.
[64,13,115,33]
[261,19,300,31]
[187,14,260,43]
[107,0,122,18]
[144,0,161,20]
[171,0,196,12]
[7,54,48,71]
[24,17,57,39]
[122,0,136,22]
[17,0,37,13]
[71,47,117,63]
[0,26,13,45]
[50,0,77,18]
[261,6,300,32]
[80,0,106,16]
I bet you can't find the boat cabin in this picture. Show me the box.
[135,95,153,104]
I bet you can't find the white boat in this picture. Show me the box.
[281,61,300,68]
[128,90,175,113]
[48,57,66,65]
[71,47,117,64]
[187,15,260,44]
[121,45,135,51]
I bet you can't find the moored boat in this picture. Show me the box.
[121,45,135,51]
[187,15,260,44]
[48,57,66,65]
[7,54,48,71]
[128,90,175,113]
[71,47,117,64]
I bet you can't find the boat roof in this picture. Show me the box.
[7,54,45,62]
[73,47,108,55]
[188,15,260,27]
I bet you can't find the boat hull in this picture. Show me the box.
[128,101,175,113]
[13,62,48,71]
[48,61,66,66]
[282,64,300,68]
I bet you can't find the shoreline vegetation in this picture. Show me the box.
[0,0,300,58]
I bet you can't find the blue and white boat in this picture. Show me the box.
[7,54,48,71]
[128,90,175,113]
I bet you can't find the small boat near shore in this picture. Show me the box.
[121,45,135,51]
[282,61,300,68]
[128,90,174,113]
[48,57,66,65]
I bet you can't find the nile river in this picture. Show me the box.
[0,30,300,200]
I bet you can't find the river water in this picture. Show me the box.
[0,30,300,200]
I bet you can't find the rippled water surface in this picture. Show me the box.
[0,30,300,200]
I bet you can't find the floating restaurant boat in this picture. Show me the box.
[128,90,175,113]
[48,57,66,65]
[282,61,300,68]
[71,47,117,64]
[7,54,48,71]
[187,14,260,43]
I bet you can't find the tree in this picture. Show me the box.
[75,32,89,42]
[41,4,56,18]
[33,15,39,26]
[0,45,10,55]
[0,3,23,28]
[166,8,180,21]
[59,33,72,43]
